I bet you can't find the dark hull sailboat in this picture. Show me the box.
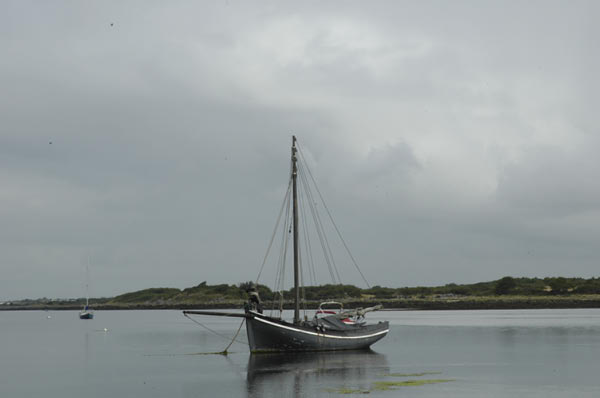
[184,136,388,352]
[183,308,389,352]
[245,310,388,352]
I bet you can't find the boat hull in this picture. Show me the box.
[79,312,94,319]
[245,312,389,352]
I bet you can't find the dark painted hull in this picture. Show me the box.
[79,312,94,319]
[245,311,389,352]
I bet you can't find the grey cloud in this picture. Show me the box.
[497,145,600,215]
[1,1,599,299]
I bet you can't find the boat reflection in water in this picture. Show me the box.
[246,350,389,397]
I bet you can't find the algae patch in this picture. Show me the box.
[373,379,454,390]
[324,387,370,394]
[323,378,454,394]
[324,370,454,394]
[384,371,442,377]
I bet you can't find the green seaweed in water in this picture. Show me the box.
[323,387,370,394]
[384,371,442,377]
[372,379,454,390]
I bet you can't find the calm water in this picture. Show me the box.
[1,309,599,397]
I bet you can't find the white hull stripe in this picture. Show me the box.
[251,314,389,340]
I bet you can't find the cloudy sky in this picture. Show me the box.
[1,1,598,300]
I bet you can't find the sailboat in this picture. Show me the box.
[79,261,94,320]
[184,136,388,352]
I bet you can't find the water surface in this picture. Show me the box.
[1,309,599,397]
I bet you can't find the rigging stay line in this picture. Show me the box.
[296,143,371,288]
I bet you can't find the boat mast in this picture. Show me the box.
[85,257,90,308]
[291,136,300,324]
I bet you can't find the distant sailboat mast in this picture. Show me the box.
[85,256,90,310]
[79,255,94,319]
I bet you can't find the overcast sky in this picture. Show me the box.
[1,1,598,300]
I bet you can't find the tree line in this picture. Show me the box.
[109,276,600,304]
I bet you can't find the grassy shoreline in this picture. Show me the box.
[3,294,600,311]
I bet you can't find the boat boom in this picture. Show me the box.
[183,310,250,318]
[334,304,383,319]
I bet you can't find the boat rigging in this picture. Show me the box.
[184,136,388,352]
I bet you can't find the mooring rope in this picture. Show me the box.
[183,313,247,355]
[221,318,246,353]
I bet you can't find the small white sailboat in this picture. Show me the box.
[79,260,94,320]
